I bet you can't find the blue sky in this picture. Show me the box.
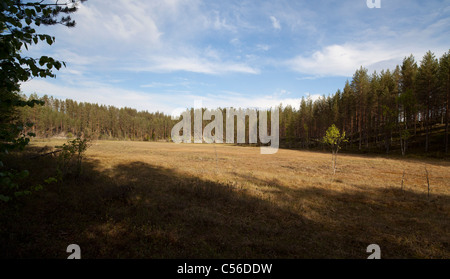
[20,0,450,114]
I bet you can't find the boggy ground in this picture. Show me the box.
[1,140,449,258]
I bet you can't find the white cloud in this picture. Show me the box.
[285,4,450,77]
[295,76,320,81]
[41,0,257,76]
[230,38,241,47]
[140,82,175,88]
[130,56,260,75]
[269,16,281,30]
[273,89,291,97]
[304,93,322,103]
[256,44,270,51]
[286,43,407,77]
[287,38,450,77]
[21,79,177,113]
[210,11,236,31]
[21,0,450,114]
[20,79,304,114]
[194,93,303,111]
[72,1,162,47]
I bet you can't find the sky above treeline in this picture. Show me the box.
[20,0,450,114]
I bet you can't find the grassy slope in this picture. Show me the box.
[1,139,449,258]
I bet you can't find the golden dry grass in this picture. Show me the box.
[1,139,449,258]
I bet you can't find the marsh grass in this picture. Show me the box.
[0,140,449,258]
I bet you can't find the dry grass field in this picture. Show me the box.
[1,139,449,258]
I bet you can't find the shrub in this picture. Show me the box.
[56,137,90,179]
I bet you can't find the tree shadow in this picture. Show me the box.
[1,154,449,259]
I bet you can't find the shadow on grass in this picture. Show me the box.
[1,150,449,258]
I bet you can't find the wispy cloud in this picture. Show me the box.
[269,16,281,30]
[286,43,390,76]
[20,0,450,114]
[36,0,259,76]
[21,79,305,114]
[129,55,260,75]
[304,93,323,102]
[256,44,270,51]
[287,38,449,77]
[286,41,438,77]
[140,82,175,88]
[296,76,321,81]
[210,10,237,32]
[21,79,180,113]
[72,1,162,48]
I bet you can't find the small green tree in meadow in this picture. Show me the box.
[56,137,90,179]
[323,124,348,175]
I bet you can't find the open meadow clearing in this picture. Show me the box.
[3,0,450,265]
[1,139,449,258]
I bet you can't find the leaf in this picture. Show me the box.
[39,56,48,66]
[54,61,62,70]
[25,9,32,18]
[33,184,44,191]
[44,177,58,184]
[46,36,53,45]
[2,176,12,186]
[14,191,32,197]
[18,170,30,179]
[0,195,11,202]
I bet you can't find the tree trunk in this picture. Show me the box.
[414,114,417,135]
[426,95,430,153]
[446,89,449,153]
[332,150,337,175]
[358,110,362,151]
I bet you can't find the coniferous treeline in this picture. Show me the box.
[18,50,450,155]
[18,93,176,141]
[282,50,450,155]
